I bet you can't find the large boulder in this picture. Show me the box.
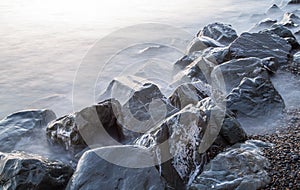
[198,22,238,45]
[46,99,125,152]
[0,109,56,152]
[211,57,273,93]
[0,151,73,190]
[226,76,285,118]
[189,140,271,190]
[66,146,168,190]
[226,32,292,65]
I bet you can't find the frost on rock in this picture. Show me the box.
[189,140,271,190]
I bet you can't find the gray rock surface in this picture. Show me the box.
[198,22,238,45]
[0,109,56,152]
[186,36,223,54]
[66,146,167,190]
[226,76,285,118]
[0,151,73,190]
[189,140,271,190]
[226,32,292,65]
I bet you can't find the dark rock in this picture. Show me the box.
[220,117,247,144]
[174,51,201,70]
[226,32,292,65]
[288,0,300,5]
[186,36,223,54]
[197,22,238,45]
[169,81,211,109]
[226,76,285,118]
[250,18,277,33]
[0,151,73,190]
[201,47,229,64]
[260,25,300,49]
[278,12,300,28]
[46,99,125,152]
[189,140,271,190]
[211,57,270,93]
[66,146,168,190]
[0,109,56,152]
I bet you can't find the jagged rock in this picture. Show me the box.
[278,12,300,28]
[136,98,246,185]
[174,51,202,70]
[250,18,277,32]
[211,57,271,93]
[226,76,285,118]
[220,118,247,144]
[198,22,238,45]
[189,140,271,190]
[186,37,223,54]
[260,25,300,49]
[266,4,282,14]
[293,51,300,64]
[0,109,56,152]
[201,47,229,64]
[46,99,126,152]
[66,146,168,190]
[226,32,292,65]
[169,81,211,109]
[0,151,73,190]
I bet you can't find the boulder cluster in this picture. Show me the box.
[1,2,300,190]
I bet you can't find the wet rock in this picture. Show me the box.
[293,51,300,64]
[211,57,270,93]
[250,18,277,33]
[46,99,125,152]
[169,81,211,109]
[220,117,247,145]
[278,12,300,28]
[0,109,56,152]
[66,146,167,190]
[226,32,292,65]
[0,151,73,190]
[266,4,283,16]
[174,51,201,70]
[186,36,223,54]
[288,0,300,5]
[202,47,229,64]
[198,22,238,45]
[226,76,285,118]
[260,25,300,49]
[189,140,271,190]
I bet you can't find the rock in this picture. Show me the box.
[174,51,202,70]
[260,25,300,49]
[189,140,271,190]
[202,47,229,64]
[0,151,73,190]
[66,146,168,190]
[46,99,126,152]
[211,57,270,93]
[226,32,292,65]
[288,0,300,5]
[266,4,283,16]
[169,81,211,109]
[226,76,285,118]
[186,36,223,54]
[198,22,238,46]
[250,18,277,33]
[0,109,56,152]
[220,117,247,145]
[278,12,300,28]
[293,51,300,64]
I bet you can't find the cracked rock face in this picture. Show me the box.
[226,32,292,65]
[189,140,271,190]
[0,151,73,190]
[198,22,238,46]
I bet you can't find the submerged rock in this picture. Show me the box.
[66,146,167,190]
[226,76,285,118]
[0,151,73,190]
[266,4,283,16]
[189,140,271,190]
[226,32,292,65]
[198,22,238,45]
[0,109,56,152]
[250,18,277,33]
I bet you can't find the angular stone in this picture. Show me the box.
[66,146,168,190]
[189,140,271,190]
[0,109,56,152]
[226,32,292,65]
[186,36,223,54]
[0,151,73,190]
[198,22,238,45]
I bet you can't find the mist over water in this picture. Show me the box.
[0,0,294,119]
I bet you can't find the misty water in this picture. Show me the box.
[1,0,300,161]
